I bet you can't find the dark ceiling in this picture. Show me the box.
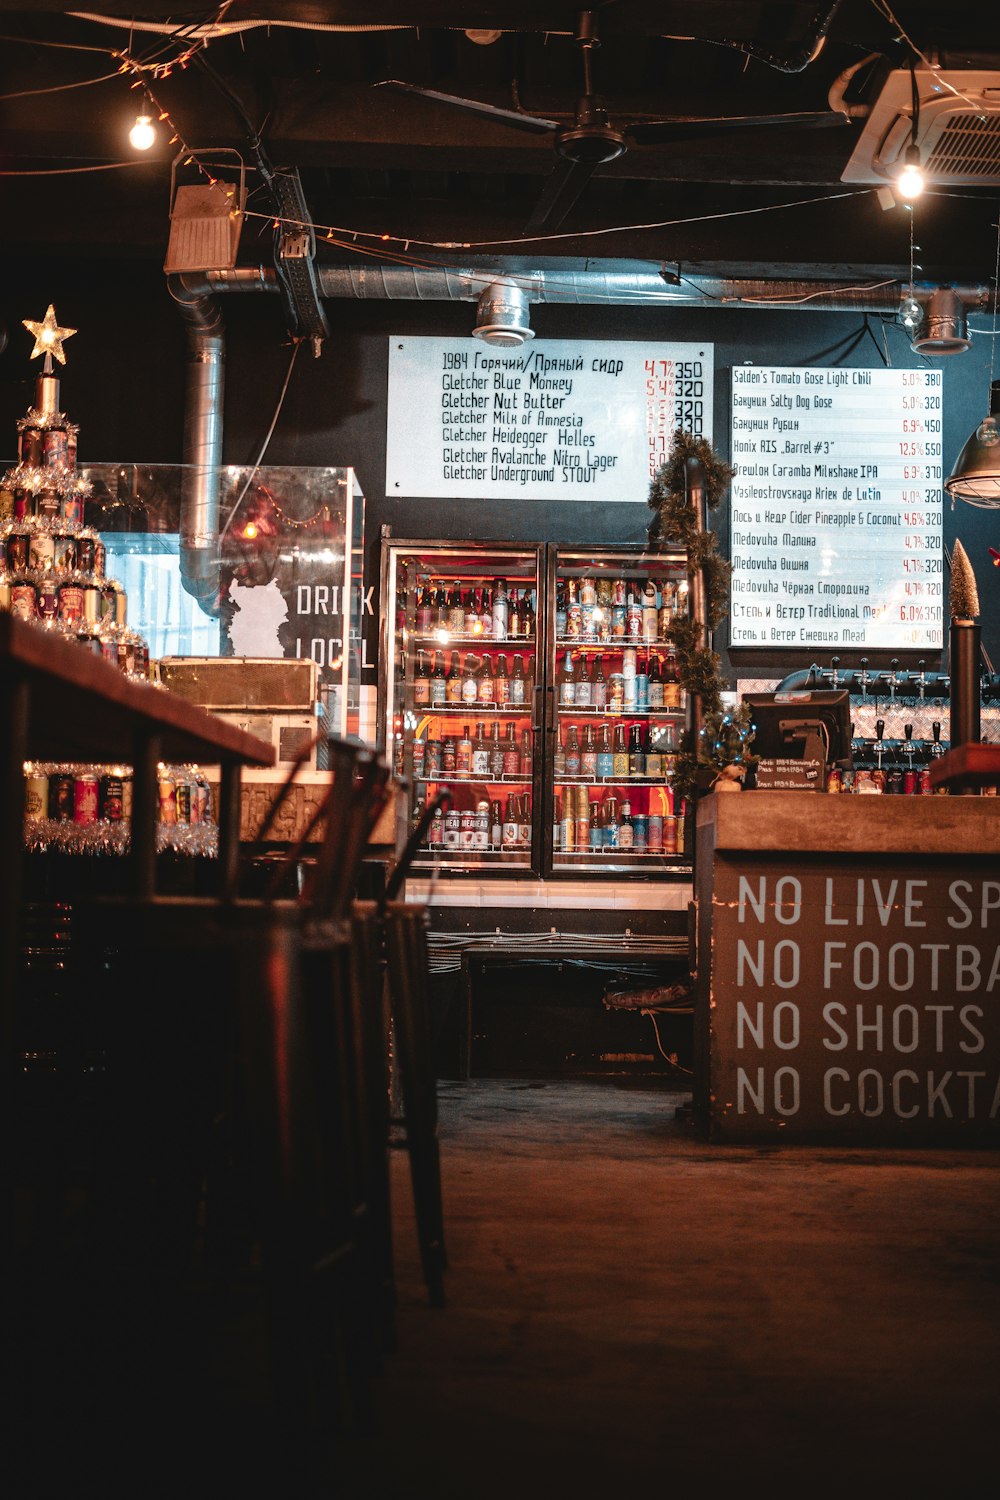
[1,0,998,285]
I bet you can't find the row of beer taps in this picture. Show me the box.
[797,659,1000,705]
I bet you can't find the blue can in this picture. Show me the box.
[633,814,648,851]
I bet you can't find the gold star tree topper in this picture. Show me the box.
[22,304,77,365]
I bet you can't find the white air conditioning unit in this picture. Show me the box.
[841,68,1000,186]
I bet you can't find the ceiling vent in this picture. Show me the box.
[841,69,1000,186]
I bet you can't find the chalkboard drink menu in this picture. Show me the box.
[729,366,944,653]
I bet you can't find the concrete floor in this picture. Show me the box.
[336,1078,1000,1499]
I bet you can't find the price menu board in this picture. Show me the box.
[386,337,713,502]
[729,367,944,652]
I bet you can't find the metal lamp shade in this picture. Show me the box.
[945,380,1000,507]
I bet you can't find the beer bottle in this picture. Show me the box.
[465,589,480,636]
[636,651,649,712]
[417,584,433,632]
[629,722,645,777]
[492,578,508,640]
[565,724,581,776]
[502,793,519,849]
[462,653,479,704]
[495,652,510,705]
[508,588,522,639]
[648,652,664,709]
[502,721,520,776]
[430,650,447,705]
[489,721,505,779]
[490,798,504,849]
[477,653,495,705]
[457,724,473,776]
[558,649,575,707]
[663,648,682,710]
[603,794,620,850]
[523,588,536,640]
[472,722,490,777]
[641,579,658,642]
[511,653,526,706]
[619,799,635,850]
[589,799,603,850]
[413,648,430,706]
[597,723,614,778]
[591,653,607,710]
[434,584,449,627]
[574,652,592,708]
[518,793,531,848]
[612,723,629,777]
[448,582,465,633]
[520,727,533,777]
[555,582,568,637]
[446,649,463,703]
[581,723,598,778]
[480,584,493,638]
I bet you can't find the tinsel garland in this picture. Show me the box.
[647,429,734,728]
[23,819,219,858]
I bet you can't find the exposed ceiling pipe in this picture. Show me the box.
[168,262,990,612]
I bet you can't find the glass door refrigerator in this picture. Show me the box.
[379,534,690,881]
[380,538,545,875]
[544,545,689,876]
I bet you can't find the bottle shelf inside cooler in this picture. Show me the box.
[554,706,684,719]
[412,703,533,715]
[554,636,681,649]
[410,635,536,649]
[555,776,673,787]
[418,776,532,786]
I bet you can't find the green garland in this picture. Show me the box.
[647,429,733,720]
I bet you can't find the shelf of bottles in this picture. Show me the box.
[550,552,688,871]
[387,547,541,869]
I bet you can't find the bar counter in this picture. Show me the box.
[694,790,1000,1144]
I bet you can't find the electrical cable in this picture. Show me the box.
[219,337,302,541]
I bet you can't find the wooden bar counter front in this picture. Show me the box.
[694,791,1000,1145]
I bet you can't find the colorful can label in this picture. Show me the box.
[11,583,36,620]
[29,531,55,570]
[647,814,664,852]
[99,775,124,822]
[19,426,43,465]
[52,533,77,570]
[43,427,68,465]
[158,779,177,824]
[62,491,85,528]
[48,773,75,821]
[76,535,96,572]
[73,775,99,825]
[36,580,59,619]
[93,540,106,578]
[7,530,29,570]
[58,584,84,623]
[25,775,49,821]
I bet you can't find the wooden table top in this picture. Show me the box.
[928,743,1000,790]
[0,613,275,769]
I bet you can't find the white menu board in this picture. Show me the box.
[729,366,944,652]
[386,337,713,502]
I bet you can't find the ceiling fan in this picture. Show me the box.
[379,10,851,237]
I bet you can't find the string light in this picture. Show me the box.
[896,143,925,201]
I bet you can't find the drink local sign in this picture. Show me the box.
[704,864,1000,1142]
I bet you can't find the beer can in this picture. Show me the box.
[442,737,457,774]
[93,540,106,579]
[18,425,43,465]
[43,427,68,466]
[626,601,642,640]
[633,814,648,852]
[117,636,135,674]
[412,738,426,780]
[426,738,442,777]
[854,769,878,794]
[193,780,210,824]
[82,584,101,624]
[159,778,177,825]
[574,783,590,849]
[6,529,29,571]
[903,769,919,795]
[622,646,637,679]
[100,634,118,666]
[52,533,77,571]
[474,800,490,850]
[25,774,49,821]
[38,489,60,521]
[73,774,99,825]
[0,580,9,612]
[623,675,637,711]
[12,489,29,522]
[11,583,36,620]
[76,534,96,573]
[662,816,679,855]
[596,578,612,610]
[645,750,664,780]
[647,814,664,852]
[826,768,843,793]
[0,536,5,571]
[48,773,75,821]
[841,769,856,793]
[609,673,624,712]
[122,775,134,822]
[918,768,932,795]
[58,583,84,624]
[566,599,583,637]
[611,603,626,638]
[134,639,149,679]
[62,491,84,528]
[612,578,626,606]
[66,427,79,467]
[114,585,127,626]
[29,531,54,570]
[99,774,124,822]
[885,769,904,795]
[427,807,444,847]
[175,780,192,823]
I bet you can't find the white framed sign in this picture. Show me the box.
[386,336,714,502]
[729,366,944,652]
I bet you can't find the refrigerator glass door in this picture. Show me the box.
[383,542,543,873]
[547,546,689,874]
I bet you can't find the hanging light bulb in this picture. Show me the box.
[129,112,157,151]
[899,295,923,330]
[896,143,925,201]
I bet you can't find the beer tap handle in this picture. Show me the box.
[875,719,885,742]
[917,659,926,701]
[830,656,840,689]
[889,659,899,700]
[859,657,869,699]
